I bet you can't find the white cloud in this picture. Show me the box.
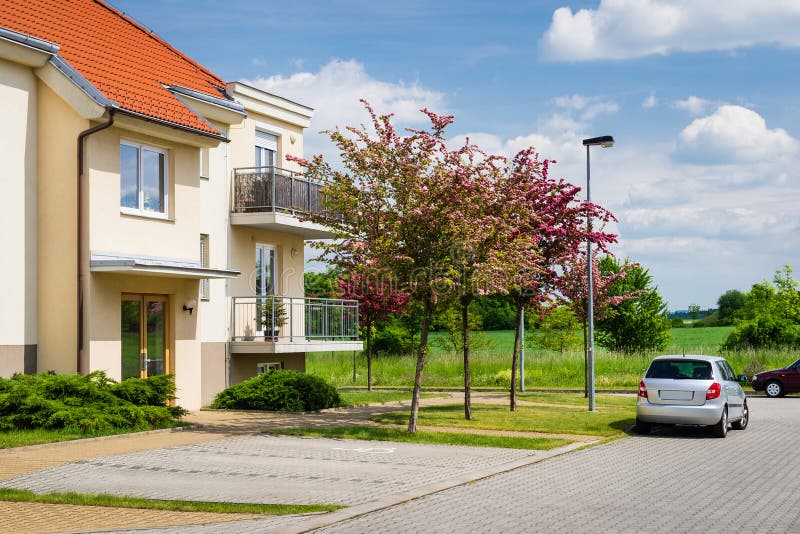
[540,0,800,61]
[242,59,446,159]
[674,96,711,116]
[675,105,800,165]
[553,93,620,120]
[642,93,657,109]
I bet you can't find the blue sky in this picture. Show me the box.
[111,0,800,310]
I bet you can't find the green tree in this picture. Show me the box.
[716,289,745,325]
[723,265,800,350]
[595,256,671,352]
[531,306,580,354]
[688,303,701,320]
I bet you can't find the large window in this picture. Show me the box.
[255,130,277,168]
[120,141,168,216]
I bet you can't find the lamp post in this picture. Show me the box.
[582,135,614,412]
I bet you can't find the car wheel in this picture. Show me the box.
[635,418,651,435]
[732,401,749,430]
[765,380,783,398]
[712,408,728,438]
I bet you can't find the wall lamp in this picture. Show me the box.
[183,298,198,315]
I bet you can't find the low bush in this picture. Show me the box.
[211,370,341,412]
[0,372,185,433]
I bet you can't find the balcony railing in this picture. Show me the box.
[233,166,326,215]
[231,296,359,342]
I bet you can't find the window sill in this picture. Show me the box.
[120,208,174,222]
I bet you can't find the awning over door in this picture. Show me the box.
[90,252,240,279]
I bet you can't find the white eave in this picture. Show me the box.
[90,252,240,279]
[226,81,314,129]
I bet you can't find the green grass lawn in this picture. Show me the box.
[0,488,342,515]
[309,326,795,390]
[271,426,571,450]
[372,404,634,438]
[516,392,635,407]
[338,390,448,406]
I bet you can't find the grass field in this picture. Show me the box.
[308,326,796,389]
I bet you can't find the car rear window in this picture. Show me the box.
[646,359,712,380]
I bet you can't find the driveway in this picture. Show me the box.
[2,396,798,533]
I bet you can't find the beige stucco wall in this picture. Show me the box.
[227,113,305,173]
[87,273,202,409]
[36,80,89,373]
[0,58,38,355]
[200,341,227,406]
[229,227,305,298]
[229,352,305,386]
[86,127,201,262]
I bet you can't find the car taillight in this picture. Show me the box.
[638,381,648,398]
[706,382,721,400]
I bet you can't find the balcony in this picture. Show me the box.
[230,166,336,238]
[230,296,362,353]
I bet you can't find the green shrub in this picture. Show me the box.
[722,316,800,350]
[211,370,341,412]
[492,369,512,391]
[0,372,184,432]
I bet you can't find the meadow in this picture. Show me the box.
[307,326,797,389]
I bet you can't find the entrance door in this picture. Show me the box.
[121,295,169,380]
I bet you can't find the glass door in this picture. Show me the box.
[121,295,169,379]
[255,244,277,336]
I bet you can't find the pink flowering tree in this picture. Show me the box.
[442,143,540,420]
[500,149,617,410]
[558,252,644,396]
[337,269,408,391]
[290,101,466,433]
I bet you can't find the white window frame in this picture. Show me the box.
[120,140,169,219]
[257,362,282,375]
[200,234,210,301]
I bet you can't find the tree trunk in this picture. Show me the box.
[407,299,432,433]
[510,301,523,412]
[366,320,373,391]
[461,297,472,420]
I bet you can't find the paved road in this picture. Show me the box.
[315,396,800,534]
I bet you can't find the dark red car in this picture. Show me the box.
[752,358,800,397]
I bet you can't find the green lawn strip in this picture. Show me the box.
[0,424,187,450]
[0,488,342,515]
[515,392,636,408]
[270,427,570,450]
[372,404,634,438]
[338,390,447,406]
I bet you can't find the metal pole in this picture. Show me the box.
[586,145,596,412]
[520,304,525,392]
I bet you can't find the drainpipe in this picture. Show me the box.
[77,109,116,373]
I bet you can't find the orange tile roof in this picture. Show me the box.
[0,0,228,136]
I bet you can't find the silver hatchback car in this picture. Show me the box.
[636,355,748,438]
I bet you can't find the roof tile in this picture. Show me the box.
[0,0,226,135]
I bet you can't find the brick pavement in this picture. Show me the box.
[0,392,588,533]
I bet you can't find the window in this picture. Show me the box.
[199,147,209,179]
[257,362,282,375]
[200,234,210,301]
[255,130,278,168]
[121,141,168,216]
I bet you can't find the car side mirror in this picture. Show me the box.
[737,374,748,384]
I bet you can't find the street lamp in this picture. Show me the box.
[582,135,614,412]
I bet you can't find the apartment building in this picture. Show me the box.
[0,0,361,409]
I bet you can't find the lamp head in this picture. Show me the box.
[183,298,198,315]
[583,135,615,148]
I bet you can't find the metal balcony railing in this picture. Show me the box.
[232,166,327,215]
[231,296,360,342]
